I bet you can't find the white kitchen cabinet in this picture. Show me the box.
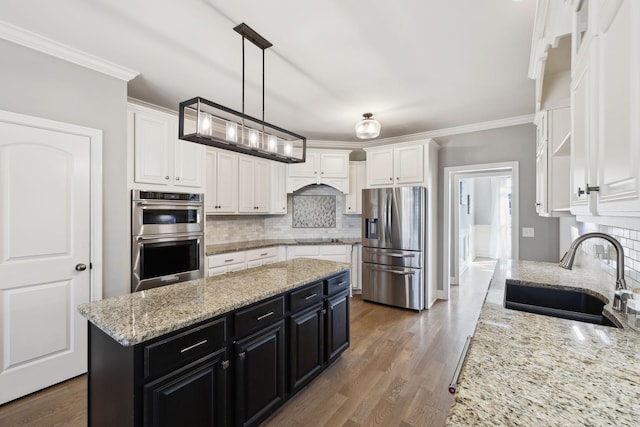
[130,103,204,190]
[364,139,438,189]
[238,155,270,213]
[535,108,571,216]
[205,148,238,214]
[366,142,424,187]
[570,32,598,216]
[286,244,352,263]
[568,0,640,218]
[270,162,287,214]
[207,251,247,277]
[345,161,366,214]
[287,149,351,193]
[246,246,280,268]
[593,0,640,216]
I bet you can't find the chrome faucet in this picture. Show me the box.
[560,232,629,310]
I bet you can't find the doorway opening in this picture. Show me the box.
[442,162,519,299]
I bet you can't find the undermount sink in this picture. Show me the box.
[504,281,619,328]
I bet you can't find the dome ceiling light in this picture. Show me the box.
[355,113,381,139]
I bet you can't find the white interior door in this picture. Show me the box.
[0,121,91,404]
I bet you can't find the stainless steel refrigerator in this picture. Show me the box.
[361,187,426,311]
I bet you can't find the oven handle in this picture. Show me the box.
[135,233,203,242]
[134,200,203,208]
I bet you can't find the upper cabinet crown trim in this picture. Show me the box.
[0,20,139,81]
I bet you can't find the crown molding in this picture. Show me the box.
[361,113,535,148]
[307,139,363,150]
[0,20,139,81]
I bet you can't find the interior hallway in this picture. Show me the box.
[0,259,497,427]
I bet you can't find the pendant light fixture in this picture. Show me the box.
[355,113,381,139]
[178,23,306,163]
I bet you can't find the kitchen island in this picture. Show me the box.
[79,258,351,427]
[447,259,640,425]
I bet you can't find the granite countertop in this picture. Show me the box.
[206,238,362,256]
[78,258,350,347]
[447,260,640,425]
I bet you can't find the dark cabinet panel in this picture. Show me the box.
[289,302,324,393]
[235,296,284,337]
[326,290,350,364]
[234,320,285,427]
[288,281,323,312]
[143,348,227,427]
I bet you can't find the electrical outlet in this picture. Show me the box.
[522,227,535,238]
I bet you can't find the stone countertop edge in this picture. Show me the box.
[78,258,350,347]
[205,238,362,256]
[446,259,640,426]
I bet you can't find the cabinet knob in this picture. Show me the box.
[535,203,541,206]
[389,177,393,181]
[175,176,180,181]
[75,263,87,272]
[314,171,318,174]
[164,176,170,180]
[396,177,399,180]
[321,171,324,174]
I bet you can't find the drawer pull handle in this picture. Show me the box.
[257,311,275,321]
[336,281,347,287]
[222,360,230,369]
[304,293,318,300]
[224,259,234,263]
[180,339,208,353]
[238,351,246,360]
[260,252,268,256]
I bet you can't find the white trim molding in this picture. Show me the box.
[0,20,139,82]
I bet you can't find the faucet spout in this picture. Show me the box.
[559,232,627,290]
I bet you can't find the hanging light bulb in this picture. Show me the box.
[355,113,381,139]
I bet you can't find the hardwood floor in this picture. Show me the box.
[0,260,495,427]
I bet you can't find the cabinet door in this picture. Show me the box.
[133,110,172,186]
[326,290,350,364]
[238,157,257,213]
[319,152,348,178]
[270,162,287,214]
[174,139,205,188]
[570,36,597,215]
[289,303,324,393]
[288,151,318,178]
[535,140,548,215]
[394,145,424,185]
[216,151,238,213]
[253,158,271,212]
[235,320,285,427]
[205,150,217,213]
[366,149,394,187]
[143,349,227,427]
[595,0,640,215]
[345,163,358,214]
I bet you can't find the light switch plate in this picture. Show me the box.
[522,227,535,238]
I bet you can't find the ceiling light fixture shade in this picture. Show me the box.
[355,113,381,139]
[178,23,306,163]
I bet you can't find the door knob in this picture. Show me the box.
[75,263,87,271]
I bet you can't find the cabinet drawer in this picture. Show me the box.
[144,317,226,380]
[290,246,321,257]
[235,296,285,337]
[208,251,246,268]
[288,282,324,312]
[246,246,278,261]
[325,271,350,296]
[320,245,348,256]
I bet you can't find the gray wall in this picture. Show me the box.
[437,123,559,289]
[0,39,129,298]
[473,177,493,225]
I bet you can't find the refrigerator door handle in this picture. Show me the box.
[366,266,416,275]
[386,193,392,241]
[366,251,415,258]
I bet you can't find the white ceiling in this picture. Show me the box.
[0,0,537,142]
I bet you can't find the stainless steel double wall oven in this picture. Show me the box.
[131,190,205,292]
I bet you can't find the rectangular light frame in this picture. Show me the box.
[178,97,306,164]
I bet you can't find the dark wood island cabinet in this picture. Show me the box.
[79,259,350,427]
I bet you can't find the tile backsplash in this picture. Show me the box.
[206,185,361,244]
[292,195,336,228]
[561,218,640,290]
